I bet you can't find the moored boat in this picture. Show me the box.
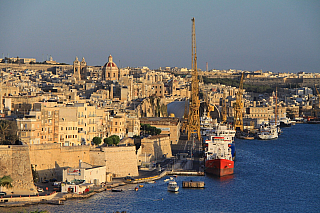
[257,123,278,140]
[204,136,234,176]
[167,180,179,192]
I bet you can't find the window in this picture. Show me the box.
[61,127,63,130]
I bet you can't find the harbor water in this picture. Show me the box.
[6,124,320,213]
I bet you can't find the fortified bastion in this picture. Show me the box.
[0,145,37,195]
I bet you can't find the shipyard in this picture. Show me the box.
[1,1,319,212]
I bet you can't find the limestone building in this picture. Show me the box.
[139,117,181,144]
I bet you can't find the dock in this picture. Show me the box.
[182,181,205,188]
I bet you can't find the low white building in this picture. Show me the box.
[61,160,106,194]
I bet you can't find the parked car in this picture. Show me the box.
[37,188,44,192]
[0,192,6,196]
[52,181,61,186]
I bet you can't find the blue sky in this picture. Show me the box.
[0,0,319,73]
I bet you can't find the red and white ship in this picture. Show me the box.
[204,136,234,176]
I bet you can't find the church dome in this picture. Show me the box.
[104,55,117,68]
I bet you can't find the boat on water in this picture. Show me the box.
[204,136,234,176]
[200,110,236,160]
[279,117,292,127]
[202,123,236,160]
[167,180,179,192]
[257,123,278,140]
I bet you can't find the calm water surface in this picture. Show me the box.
[6,124,320,213]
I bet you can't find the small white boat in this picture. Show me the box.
[164,179,170,182]
[257,123,278,140]
[167,181,179,192]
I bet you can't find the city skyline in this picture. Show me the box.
[1,0,319,73]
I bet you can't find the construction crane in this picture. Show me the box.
[187,17,201,140]
[204,91,214,119]
[222,90,227,123]
[314,85,320,117]
[181,98,189,132]
[234,72,244,131]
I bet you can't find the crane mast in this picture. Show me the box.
[234,72,244,131]
[187,17,201,140]
[222,90,227,123]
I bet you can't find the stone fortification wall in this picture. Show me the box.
[29,143,139,181]
[0,63,73,72]
[100,146,139,177]
[0,145,37,195]
[141,135,172,162]
[29,143,92,181]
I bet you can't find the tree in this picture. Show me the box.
[92,137,102,146]
[31,165,39,183]
[104,137,113,146]
[110,135,120,145]
[0,120,19,145]
[155,128,162,135]
[140,124,162,136]
[0,175,13,189]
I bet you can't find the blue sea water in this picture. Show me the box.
[6,124,320,213]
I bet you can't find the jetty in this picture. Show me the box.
[182,181,205,188]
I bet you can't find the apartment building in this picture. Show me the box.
[108,113,126,139]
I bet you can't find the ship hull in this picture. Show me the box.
[205,159,234,176]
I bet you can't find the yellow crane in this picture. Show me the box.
[181,98,189,132]
[234,72,244,131]
[314,85,320,117]
[187,17,201,140]
[222,90,227,123]
[204,91,214,119]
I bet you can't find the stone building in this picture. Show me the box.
[139,117,181,144]
[108,113,126,139]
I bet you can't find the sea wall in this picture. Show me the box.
[29,144,139,181]
[0,145,37,195]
